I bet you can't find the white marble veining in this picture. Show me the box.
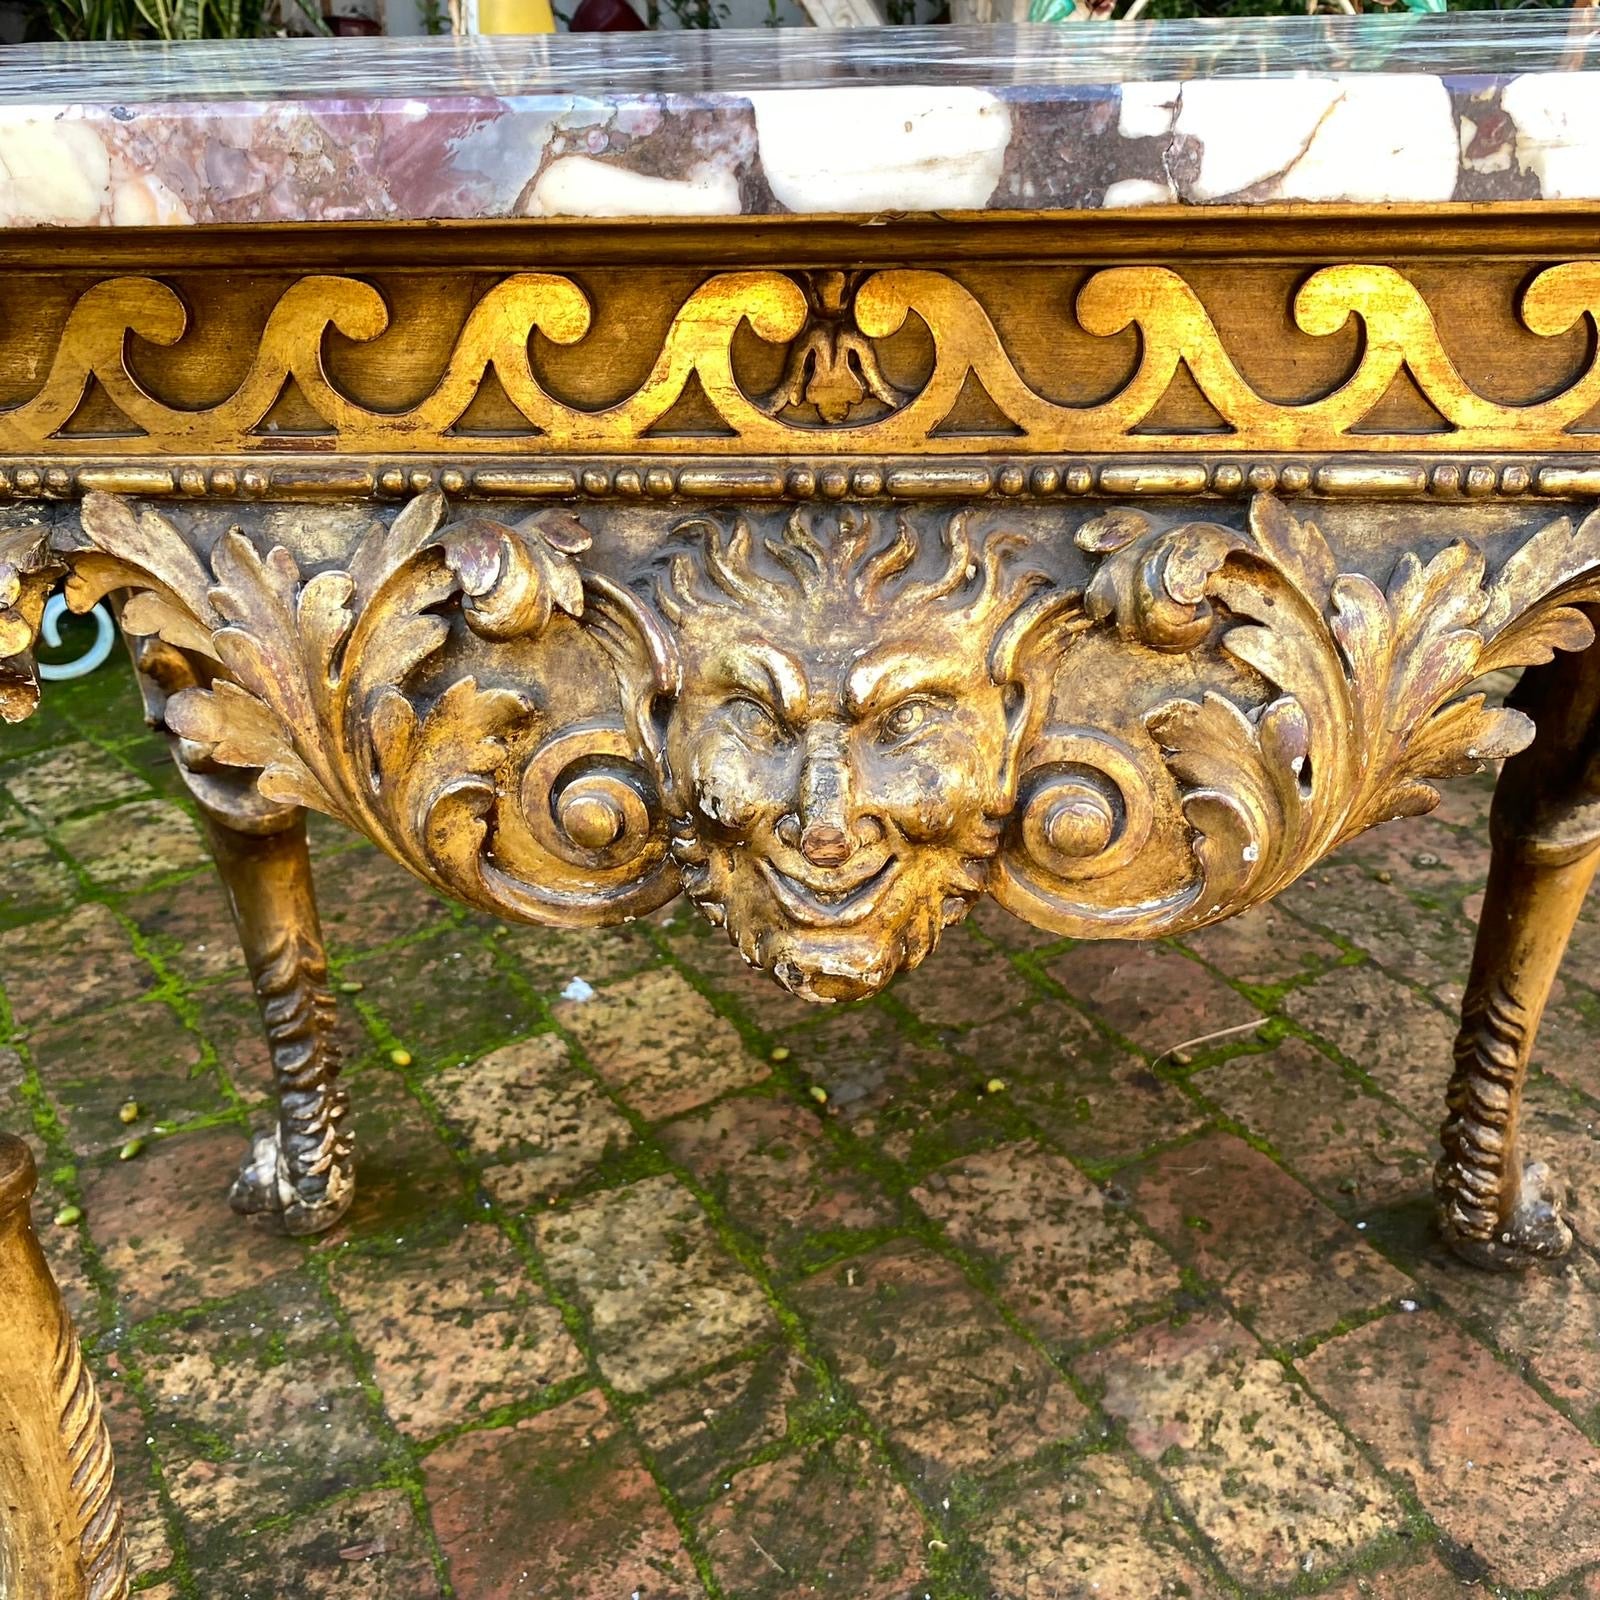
[1176,79,1346,199]
[749,85,1011,214]
[1502,75,1600,201]
[1164,76,1458,204]
[1103,177,1176,208]
[1118,81,1180,142]
[528,155,744,217]
[0,116,110,226]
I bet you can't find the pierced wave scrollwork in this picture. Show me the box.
[9,263,1600,457]
[35,488,1600,1003]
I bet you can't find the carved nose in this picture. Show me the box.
[799,822,853,868]
[796,732,855,866]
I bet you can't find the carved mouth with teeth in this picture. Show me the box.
[758,856,900,928]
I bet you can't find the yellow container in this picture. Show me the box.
[478,0,556,30]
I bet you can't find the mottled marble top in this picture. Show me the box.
[2,13,1598,227]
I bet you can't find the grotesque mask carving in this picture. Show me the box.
[601,506,1073,1002]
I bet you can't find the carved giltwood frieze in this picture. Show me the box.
[9,263,1600,459]
[15,487,1600,1006]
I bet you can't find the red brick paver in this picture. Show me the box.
[426,1392,700,1599]
[328,1223,586,1440]
[912,1139,1179,1347]
[1080,1313,1407,1589]
[1122,1130,1410,1344]
[794,1241,1090,1492]
[535,1173,777,1394]
[700,1434,928,1599]
[972,1452,1226,1600]
[1301,1311,1600,1590]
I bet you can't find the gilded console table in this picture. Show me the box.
[3,15,1600,1280]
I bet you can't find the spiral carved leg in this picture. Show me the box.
[0,1133,131,1599]
[202,810,353,1238]
[1436,625,1600,1270]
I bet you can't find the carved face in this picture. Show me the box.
[624,507,1065,1002]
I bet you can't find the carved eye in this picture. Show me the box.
[727,697,785,746]
[879,699,929,743]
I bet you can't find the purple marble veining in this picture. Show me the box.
[42,94,768,225]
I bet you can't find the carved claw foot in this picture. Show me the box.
[183,805,354,1241]
[1437,1158,1574,1271]
[229,1122,355,1237]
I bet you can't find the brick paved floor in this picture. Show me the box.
[5,661,1600,1600]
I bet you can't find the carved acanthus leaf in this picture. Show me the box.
[61,496,220,633]
[1478,509,1600,670]
[1080,508,1244,652]
[71,492,674,928]
[165,679,335,815]
[440,508,590,641]
[994,495,1600,939]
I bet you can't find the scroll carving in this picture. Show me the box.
[9,264,1600,458]
[28,488,1600,1006]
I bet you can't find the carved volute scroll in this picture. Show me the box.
[15,487,1598,1005]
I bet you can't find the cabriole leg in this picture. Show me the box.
[1437,624,1600,1269]
[202,806,354,1237]
[123,628,354,1238]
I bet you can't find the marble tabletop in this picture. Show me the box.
[2,12,1598,227]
